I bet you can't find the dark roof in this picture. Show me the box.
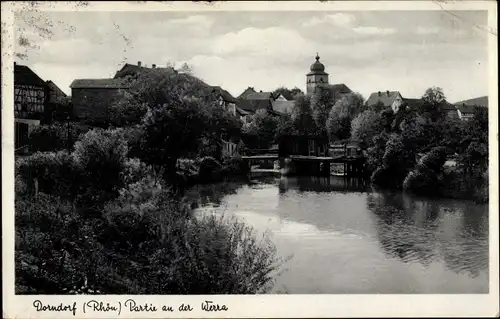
[272,100,295,114]
[329,83,352,95]
[366,91,401,107]
[237,98,272,112]
[281,92,294,100]
[114,63,145,79]
[70,78,130,89]
[46,80,67,97]
[210,86,238,103]
[456,104,478,114]
[403,98,425,109]
[245,91,273,100]
[236,106,252,116]
[454,96,488,108]
[238,87,257,99]
[14,63,47,87]
[440,101,458,111]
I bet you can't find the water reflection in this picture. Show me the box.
[192,175,489,293]
[365,191,488,279]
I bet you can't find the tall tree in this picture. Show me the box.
[291,94,315,135]
[350,110,383,148]
[326,92,364,141]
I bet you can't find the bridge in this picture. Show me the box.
[241,143,366,177]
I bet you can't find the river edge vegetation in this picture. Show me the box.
[15,65,488,294]
[15,66,284,294]
[245,86,489,204]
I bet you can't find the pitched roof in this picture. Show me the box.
[46,80,67,97]
[272,100,295,114]
[236,106,252,116]
[403,98,425,110]
[366,91,401,107]
[237,98,271,112]
[440,101,458,111]
[454,96,488,108]
[238,87,257,99]
[114,63,145,79]
[276,91,294,101]
[14,63,47,87]
[329,83,352,95]
[245,91,273,100]
[70,78,130,89]
[210,86,238,103]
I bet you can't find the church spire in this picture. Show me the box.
[315,52,320,61]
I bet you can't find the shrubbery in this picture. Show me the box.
[403,146,448,195]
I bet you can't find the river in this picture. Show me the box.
[189,175,489,294]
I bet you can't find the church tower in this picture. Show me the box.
[306,53,329,95]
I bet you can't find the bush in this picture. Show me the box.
[16,187,285,295]
[222,155,250,177]
[403,146,448,195]
[15,151,81,200]
[198,156,223,183]
[72,128,128,205]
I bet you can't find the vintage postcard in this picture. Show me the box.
[2,0,498,318]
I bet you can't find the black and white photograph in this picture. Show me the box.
[2,1,498,317]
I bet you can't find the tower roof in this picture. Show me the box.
[307,53,328,76]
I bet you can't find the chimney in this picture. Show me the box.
[378,91,381,96]
[152,64,156,68]
[14,62,17,67]
[386,90,390,96]
[137,61,142,67]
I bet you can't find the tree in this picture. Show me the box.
[310,86,336,134]
[72,128,129,204]
[403,146,448,195]
[291,94,315,135]
[242,109,278,149]
[109,91,148,127]
[274,112,296,141]
[140,97,207,186]
[272,87,304,100]
[422,86,446,105]
[326,93,363,141]
[179,62,193,75]
[350,110,383,148]
[371,133,417,189]
[420,86,447,121]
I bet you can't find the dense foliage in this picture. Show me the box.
[355,87,489,202]
[15,65,285,295]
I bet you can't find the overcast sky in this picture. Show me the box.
[14,9,489,102]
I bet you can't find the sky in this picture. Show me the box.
[14,8,489,103]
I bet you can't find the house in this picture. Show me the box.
[440,101,460,120]
[46,80,67,103]
[70,78,130,125]
[237,90,274,114]
[14,62,50,151]
[402,98,425,111]
[454,96,488,121]
[208,86,238,116]
[272,99,295,115]
[366,90,404,113]
[113,61,166,79]
[14,62,48,120]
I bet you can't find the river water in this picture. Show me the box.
[190,175,489,294]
